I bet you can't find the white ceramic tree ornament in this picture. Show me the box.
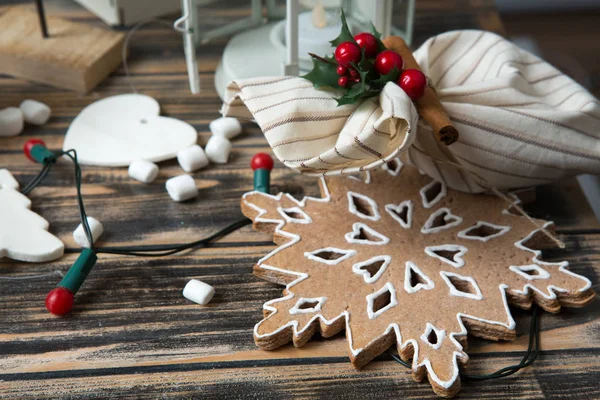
[63,94,197,167]
[0,169,64,262]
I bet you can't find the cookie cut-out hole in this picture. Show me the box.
[285,210,303,219]
[448,275,477,295]
[434,250,460,263]
[304,247,356,265]
[425,182,443,203]
[427,329,439,346]
[421,208,463,234]
[289,297,326,314]
[441,272,483,300]
[458,221,510,241]
[345,223,390,245]
[353,196,375,217]
[278,206,312,224]
[410,268,427,287]
[404,262,435,293]
[425,245,467,268]
[362,259,386,278]
[314,250,345,261]
[366,283,398,319]
[353,256,391,284]
[382,157,403,176]
[420,180,447,208]
[372,289,392,314]
[298,300,319,310]
[390,205,408,223]
[347,192,380,221]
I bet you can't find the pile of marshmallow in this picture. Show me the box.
[128,116,242,202]
[0,100,52,136]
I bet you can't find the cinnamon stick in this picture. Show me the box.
[382,36,458,145]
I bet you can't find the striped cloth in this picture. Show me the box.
[221,30,600,193]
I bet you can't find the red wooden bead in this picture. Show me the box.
[398,69,427,100]
[251,153,274,171]
[374,50,403,75]
[354,32,378,58]
[334,41,361,67]
[45,287,74,316]
[23,138,46,162]
[336,65,347,76]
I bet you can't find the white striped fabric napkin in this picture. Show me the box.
[221,30,600,193]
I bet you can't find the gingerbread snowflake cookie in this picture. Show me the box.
[241,162,595,397]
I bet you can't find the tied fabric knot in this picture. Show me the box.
[221,30,600,193]
[222,78,418,175]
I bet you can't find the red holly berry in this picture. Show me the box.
[45,287,74,316]
[334,41,361,67]
[398,69,427,100]
[375,50,403,75]
[338,76,349,88]
[354,32,378,58]
[251,153,274,171]
[23,138,46,162]
[349,68,359,79]
[336,65,347,76]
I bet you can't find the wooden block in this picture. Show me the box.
[0,5,124,93]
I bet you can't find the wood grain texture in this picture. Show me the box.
[0,0,598,398]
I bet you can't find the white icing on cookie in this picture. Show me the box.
[382,157,403,176]
[385,200,413,229]
[347,171,372,184]
[366,282,398,319]
[440,271,483,300]
[345,222,390,245]
[352,255,391,284]
[421,208,463,234]
[420,323,446,350]
[457,221,510,242]
[347,191,380,221]
[277,206,312,224]
[289,297,327,314]
[304,247,357,265]
[424,244,468,268]
[404,261,435,293]
[509,264,550,280]
[419,179,447,209]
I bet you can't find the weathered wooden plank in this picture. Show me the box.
[0,0,598,398]
[1,350,599,399]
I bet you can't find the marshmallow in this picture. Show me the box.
[205,135,232,164]
[209,117,242,139]
[73,217,103,248]
[0,107,24,137]
[177,144,209,172]
[19,100,51,125]
[128,159,159,183]
[166,174,198,202]
[183,279,215,305]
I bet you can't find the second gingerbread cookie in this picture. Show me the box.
[241,162,595,397]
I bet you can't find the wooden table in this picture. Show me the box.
[1,1,598,398]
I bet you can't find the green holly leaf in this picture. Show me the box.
[369,22,387,53]
[335,88,379,106]
[372,66,401,88]
[301,56,339,89]
[330,9,356,47]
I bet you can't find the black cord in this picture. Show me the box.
[388,305,541,381]
[21,148,252,259]
[64,218,251,257]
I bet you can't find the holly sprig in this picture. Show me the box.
[301,10,400,106]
